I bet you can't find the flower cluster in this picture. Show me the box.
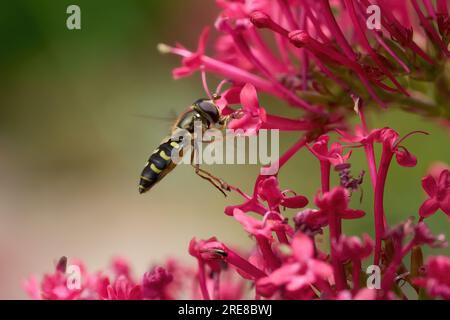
[27,0,449,300]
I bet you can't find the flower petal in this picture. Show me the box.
[292,232,314,262]
[281,195,308,209]
[395,149,417,167]
[422,175,437,197]
[240,83,260,113]
[419,198,440,218]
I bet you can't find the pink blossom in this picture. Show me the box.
[415,256,450,299]
[308,134,351,166]
[419,168,450,218]
[103,276,141,300]
[256,233,333,299]
[171,27,210,79]
[142,267,173,300]
[227,83,266,134]
[333,234,373,263]
[314,187,366,221]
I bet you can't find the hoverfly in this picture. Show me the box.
[138,94,234,196]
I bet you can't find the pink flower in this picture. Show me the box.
[225,175,308,216]
[308,134,351,166]
[415,256,450,299]
[171,27,210,79]
[142,267,173,300]
[333,234,373,262]
[419,168,450,218]
[314,187,365,221]
[336,288,376,300]
[227,83,266,134]
[256,233,333,299]
[233,209,292,240]
[293,209,327,236]
[371,128,427,167]
[24,257,87,300]
[111,256,131,280]
[104,276,141,300]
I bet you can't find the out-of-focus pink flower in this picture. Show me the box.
[25,257,85,300]
[293,209,327,236]
[415,256,450,299]
[336,288,376,300]
[256,233,333,299]
[419,168,450,218]
[111,256,131,280]
[142,267,173,300]
[333,234,373,262]
[104,276,141,300]
[412,222,447,248]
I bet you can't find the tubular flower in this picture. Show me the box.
[419,167,450,218]
[415,256,450,300]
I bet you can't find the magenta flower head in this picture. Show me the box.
[105,276,142,300]
[415,256,450,300]
[142,267,174,300]
[257,176,308,210]
[371,128,427,167]
[256,232,333,299]
[308,134,351,166]
[419,167,450,218]
[333,234,374,263]
[227,83,266,134]
[314,187,366,221]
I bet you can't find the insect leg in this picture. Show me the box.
[190,141,229,197]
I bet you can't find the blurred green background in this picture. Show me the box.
[0,1,448,299]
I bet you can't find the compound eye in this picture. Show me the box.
[194,99,220,123]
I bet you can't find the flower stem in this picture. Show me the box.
[320,161,330,193]
[374,146,394,265]
[328,211,346,291]
[352,259,362,293]
[197,260,210,300]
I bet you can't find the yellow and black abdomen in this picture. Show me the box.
[138,138,182,194]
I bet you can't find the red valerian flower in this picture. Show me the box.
[419,168,450,218]
[308,134,351,166]
[314,187,366,221]
[24,257,85,300]
[371,128,425,167]
[415,256,450,299]
[142,267,174,300]
[233,209,293,240]
[227,83,266,134]
[257,176,308,210]
[104,275,141,300]
[256,232,333,299]
[170,27,210,79]
[333,234,373,263]
[336,288,376,300]
[225,175,308,216]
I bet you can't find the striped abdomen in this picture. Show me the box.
[139,138,182,194]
